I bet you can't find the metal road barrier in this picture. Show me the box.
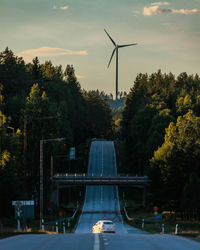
[42,208,79,233]
[44,208,78,225]
[123,206,162,224]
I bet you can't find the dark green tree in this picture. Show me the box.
[83,91,113,139]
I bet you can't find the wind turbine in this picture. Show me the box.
[104,29,137,100]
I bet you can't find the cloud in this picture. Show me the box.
[60,6,69,10]
[143,6,160,16]
[143,5,200,16]
[17,47,87,61]
[52,5,69,10]
[151,2,169,6]
[172,8,200,14]
[76,74,86,79]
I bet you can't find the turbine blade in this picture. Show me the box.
[108,48,116,68]
[104,29,116,46]
[118,43,137,48]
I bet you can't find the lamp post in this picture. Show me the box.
[40,137,65,226]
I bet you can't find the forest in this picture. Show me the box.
[1,46,200,219]
[0,48,113,218]
[122,70,200,210]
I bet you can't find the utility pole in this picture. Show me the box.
[39,138,44,227]
[40,137,65,227]
[50,156,53,177]
[23,118,27,169]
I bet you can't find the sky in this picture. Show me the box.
[0,0,200,95]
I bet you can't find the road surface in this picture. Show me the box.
[1,140,200,250]
[75,140,141,234]
[1,233,200,250]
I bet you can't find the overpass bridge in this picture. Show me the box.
[51,174,149,207]
[52,174,148,186]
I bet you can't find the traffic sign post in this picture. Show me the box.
[17,212,21,232]
[12,201,22,232]
[12,200,34,232]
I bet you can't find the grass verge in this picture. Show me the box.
[122,206,200,239]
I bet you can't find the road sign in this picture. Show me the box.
[12,200,34,219]
[12,200,34,206]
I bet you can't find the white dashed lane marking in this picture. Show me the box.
[93,234,100,250]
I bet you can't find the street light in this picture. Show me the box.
[40,137,65,226]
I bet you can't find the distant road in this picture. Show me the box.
[75,140,142,234]
[1,140,200,249]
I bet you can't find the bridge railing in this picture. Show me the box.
[52,175,149,186]
[53,173,148,178]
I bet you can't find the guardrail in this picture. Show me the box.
[123,206,162,224]
[42,208,79,233]
[123,207,181,234]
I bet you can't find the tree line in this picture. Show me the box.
[0,47,113,218]
[2,46,199,216]
[122,70,200,210]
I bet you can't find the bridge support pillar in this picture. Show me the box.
[56,187,59,207]
[50,186,59,207]
[142,185,147,208]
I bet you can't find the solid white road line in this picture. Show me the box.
[101,186,103,204]
[101,142,104,175]
[94,234,100,250]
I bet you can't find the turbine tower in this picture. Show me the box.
[104,29,137,100]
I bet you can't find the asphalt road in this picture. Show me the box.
[1,140,200,250]
[1,233,200,250]
[75,140,142,234]
[0,234,94,250]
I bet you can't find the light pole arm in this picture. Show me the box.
[43,138,65,143]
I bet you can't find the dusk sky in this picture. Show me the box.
[1,0,200,94]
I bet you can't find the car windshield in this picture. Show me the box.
[103,222,113,224]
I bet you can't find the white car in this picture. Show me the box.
[92,220,116,233]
